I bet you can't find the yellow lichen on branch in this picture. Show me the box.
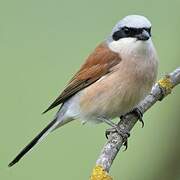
[158,75,174,94]
[90,165,113,180]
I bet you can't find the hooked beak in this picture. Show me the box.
[136,29,151,41]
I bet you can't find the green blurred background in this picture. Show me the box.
[0,0,180,179]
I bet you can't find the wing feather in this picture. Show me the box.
[43,42,121,113]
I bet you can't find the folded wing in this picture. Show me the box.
[43,42,121,113]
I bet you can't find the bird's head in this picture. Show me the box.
[108,15,152,43]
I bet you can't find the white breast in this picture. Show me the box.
[62,38,158,124]
[109,37,158,88]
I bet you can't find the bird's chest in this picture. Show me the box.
[78,40,158,122]
[106,61,155,115]
[79,55,157,121]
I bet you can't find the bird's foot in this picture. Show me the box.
[122,107,144,128]
[99,117,130,150]
[105,126,130,150]
[132,107,144,127]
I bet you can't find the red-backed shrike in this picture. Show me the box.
[9,15,158,167]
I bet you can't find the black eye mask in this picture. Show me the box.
[112,27,151,41]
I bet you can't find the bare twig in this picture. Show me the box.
[90,67,180,179]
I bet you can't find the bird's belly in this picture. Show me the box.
[79,69,153,123]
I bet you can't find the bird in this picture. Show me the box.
[8,15,158,167]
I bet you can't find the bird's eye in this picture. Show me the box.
[144,27,151,35]
[122,27,131,34]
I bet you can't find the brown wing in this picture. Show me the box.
[43,42,121,113]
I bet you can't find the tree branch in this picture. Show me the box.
[90,67,180,180]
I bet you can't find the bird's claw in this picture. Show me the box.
[122,107,144,128]
[132,107,144,127]
[105,127,116,139]
[105,126,130,150]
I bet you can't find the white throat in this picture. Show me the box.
[108,38,154,60]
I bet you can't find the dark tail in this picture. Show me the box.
[8,117,65,167]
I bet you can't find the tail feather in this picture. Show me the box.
[8,116,72,167]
